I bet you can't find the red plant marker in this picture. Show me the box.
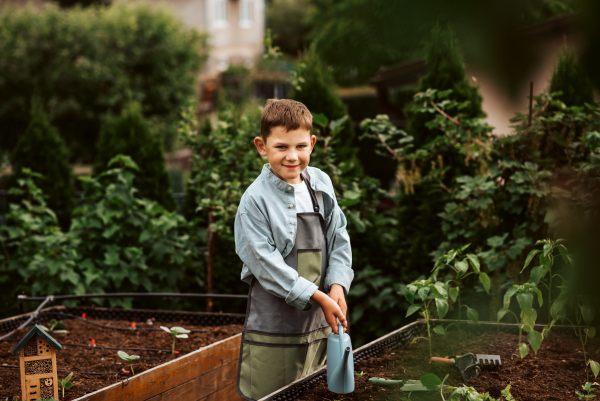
[174,351,180,354]
[82,313,86,319]
[122,368,130,374]
[131,322,136,329]
[91,339,96,346]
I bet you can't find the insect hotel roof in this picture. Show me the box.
[11,324,63,355]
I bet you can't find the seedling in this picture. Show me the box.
[57,372,73,399]
[576,382,597,400]
[432,244,489,338]
[447,384,514,400]
[420,373,449,400]
[118,351,140,375]
[497,283,544,358]
[40,319,68,334]
[405,279,450,358]
[354,371,366,377]
[160,326,190,354]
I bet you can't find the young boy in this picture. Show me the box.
[234,99,354,400]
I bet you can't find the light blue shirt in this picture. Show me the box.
[234,164,354,310]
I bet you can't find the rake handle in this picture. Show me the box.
[430,357,455,366]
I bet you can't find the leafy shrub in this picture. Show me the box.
[0,2,207,159]
[9,100,75,228]
[94,101,175,210]
[0,156,198,318]
[549,48,595,108]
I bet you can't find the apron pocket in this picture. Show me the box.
[297,249,322,285]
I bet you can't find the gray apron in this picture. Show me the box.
[236,174,331,401]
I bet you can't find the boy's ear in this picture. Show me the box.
[254,136,267,156]
[310,135,317,152]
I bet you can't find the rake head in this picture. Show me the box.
[476,354,502,369]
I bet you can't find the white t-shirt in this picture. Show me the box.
[290,180,325,218]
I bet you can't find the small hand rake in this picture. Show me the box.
[430,352,501,382]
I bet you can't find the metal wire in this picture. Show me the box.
[0,296,55,341]
[17,292,248,303]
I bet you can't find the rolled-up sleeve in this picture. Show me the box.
[324,204,354,295]
[235,211,318,310]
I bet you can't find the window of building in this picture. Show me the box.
[239,0,253,28]
[214,0,227,26]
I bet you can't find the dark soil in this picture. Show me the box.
[298,328,600,401]
[0,316,243,400]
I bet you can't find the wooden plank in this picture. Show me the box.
[200,382,242,401]
[75,333,242,401]
[147,359,239,401]
[20,358,26,401]
[23,355,52,362]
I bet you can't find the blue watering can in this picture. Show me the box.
[326,320,354,394]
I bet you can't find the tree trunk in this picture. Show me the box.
[207,210,216,312]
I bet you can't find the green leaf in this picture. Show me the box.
[466,307,479,324]
[64,382,74,389]
[504,286,519,308]
[521,249,541,273]
[449,287,459,303]
[419,373,442,391]
[527,330,543,354]
[404,284,418,304]
[519,342,530,359]
[580,304,596,326]
[417,286,430,301]
[435,298,449,319]
[312,113,328,127]
[589,360,600,378]
[433,325,447,337]
[585,327,597,339]
[479,272,491,294]
[557,245,572,266]
[497,307,510,323]
[517,293,534,312]
[466,254,480,273]
[529,265,549,285]
[455,260,469,278]
[543,243,552,257]
[63,372,73,383]
[532,287,544,307]
[406,304,421,317]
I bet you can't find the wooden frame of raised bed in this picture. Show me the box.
[0,305,245,401]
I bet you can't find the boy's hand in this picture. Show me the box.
[311,289,346,334]
[329,284,347,318]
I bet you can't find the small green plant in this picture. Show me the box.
[497,283,544,358]
[404,279,449,358]
[354,371,366,377]
[447,384,514,400]
[432,244,489,338]
[576,382,597,400]
[57,372,73,399]
[117,351,140,375]
[420,373,449,400]
[160,326,190,354]
[40,319,68,334]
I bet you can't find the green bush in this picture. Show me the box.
[94,101,175,210]
[549,48,595,107]
[0,156,199,318]
[0,2,207,159]
[9,100,75,229]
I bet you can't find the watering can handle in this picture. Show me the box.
[337,320,345,356]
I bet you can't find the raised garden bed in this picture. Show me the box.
[262,320,600,401]
[0,306,245,401]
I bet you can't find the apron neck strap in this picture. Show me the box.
[301,173,320,214]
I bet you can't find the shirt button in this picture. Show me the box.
[289,204,294,209]
[283,248,287,252]
[287,187,293,191]
[291,229,294,233]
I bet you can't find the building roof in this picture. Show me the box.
[11,324,63,355]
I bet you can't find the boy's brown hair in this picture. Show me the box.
[260,99,312,142]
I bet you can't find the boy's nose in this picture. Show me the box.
[286,151,298,161]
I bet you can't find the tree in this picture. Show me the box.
[10,100,75,228]
[396,25,485,282]
[549,48,595,107]
[267,0,313,57]
[94,102,175,210]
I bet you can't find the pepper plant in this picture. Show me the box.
[405,278,449,358]
[432,244,490,337]
[497,283,544,358]
[161,326,190,354]
[40,319,68,334]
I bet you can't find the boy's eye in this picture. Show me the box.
[277,146,286,149]
[297,145,307,149]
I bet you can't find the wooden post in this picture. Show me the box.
[206,210,216,312]
[529,82,534,127]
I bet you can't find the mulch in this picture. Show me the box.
[297,327,600,401]
[0,316,243,400]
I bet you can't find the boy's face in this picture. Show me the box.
[254,126,317,184]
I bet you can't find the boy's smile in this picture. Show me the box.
[254,126,317,184]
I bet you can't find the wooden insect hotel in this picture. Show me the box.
[11,324,62,401]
